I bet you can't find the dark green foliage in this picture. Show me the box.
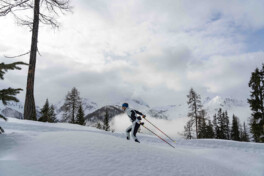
[0,62,28,80]
[0,61,27,133]
[39,99,50,122]
[76,105,85,125]
[213,109,230,140]
[103,110,110,131]
[48,105,57,123]
[38,99,57,123]
[96,122,102,129]
[231,115,240,141]
[206,120,215,138]
[62,87,81,124]
[187,88,203,138]
[241,122,250,142]
[248,64,264,142]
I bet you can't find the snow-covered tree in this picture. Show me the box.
[48,105,57,123]
[241,122,249,142]
[187,88,202,138]
[248,64,264,143]
[184,120,194,139]
[61,87,82,123]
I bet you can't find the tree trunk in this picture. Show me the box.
[24,0,40,120]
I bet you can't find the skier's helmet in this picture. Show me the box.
[122,103,129,108]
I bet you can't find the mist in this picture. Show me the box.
[110,114,189,138]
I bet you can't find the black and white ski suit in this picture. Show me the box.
[125,107,144,141]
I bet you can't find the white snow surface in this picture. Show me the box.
[1,118,264,176]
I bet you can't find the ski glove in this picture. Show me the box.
[140,122,144,126]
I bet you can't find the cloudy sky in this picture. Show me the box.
[0,0,264,107]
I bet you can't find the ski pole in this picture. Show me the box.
[143,117,176,143]
[141,125,175,149]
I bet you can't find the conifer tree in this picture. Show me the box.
[184,120,194,139]
[39,99,50,122]
[248,64,264,142]
[96,122,102,129]
[206,120,215,138]
[0,62,27,133]
[187,88,202,138]
[213,114,219,138]
[231,115,240,141]
[0,0,72,121]
[76,105,85,125]
[48,105,57,123]
[241,122,249,142]
[103,110,110,131]
[61,87,81,123]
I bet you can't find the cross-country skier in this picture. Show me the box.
[122,103,146,143]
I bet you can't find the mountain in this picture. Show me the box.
[1,96,251,124]
[85,105,123,125]
[54,98,99,121]
[0,101,24,119]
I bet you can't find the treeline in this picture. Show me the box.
[184,88,249,142]
[38,87,111,131]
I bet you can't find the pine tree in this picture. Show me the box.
[48,105,57,123]
[96,122,102,129]
[61,87,81,123]
[76,105,85,125]
[213,114,219,138]
[197,109,207,138]
[206,120,215,138]
[0,62,27,133]
[248,64,264,142]
[103,110,110,131]
[184,120,194,139]
[231,115,240,141]
[187,88,203,138]
[0,0,72,121]
[39,99,50,122]
[241,122,249,142]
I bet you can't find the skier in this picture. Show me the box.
[122,103,146,143]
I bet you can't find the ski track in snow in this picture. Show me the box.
[0,119,264,176]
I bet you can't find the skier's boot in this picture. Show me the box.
[135,139,140,143]
[127,136,130,140]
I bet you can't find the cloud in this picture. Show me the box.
[110,114,188,138]
[0,0,264,107]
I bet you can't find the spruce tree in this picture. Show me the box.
[96,122,102,129]
[248,64,264,142]
[231,115,240,141]
[103,110,110,131]
[76,105,85,125]
[206,120,215,138]
[187,88,202,138]
[213,114,219,138]
[61,87,81,123]
[48,105,57,123]
[39,99,50,122]
[0,62,27,133]
[184,120,194,139]
[241,122,249,142]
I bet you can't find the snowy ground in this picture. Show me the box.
[0,118,264,176]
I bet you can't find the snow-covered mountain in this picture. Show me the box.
[0,101,24,119]
[54,97,99,121]
[0,96,251,123]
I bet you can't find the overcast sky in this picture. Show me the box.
[0,0,264,107]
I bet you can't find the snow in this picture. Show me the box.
[1,118,264,176]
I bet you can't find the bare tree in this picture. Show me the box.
[0,0,72,120]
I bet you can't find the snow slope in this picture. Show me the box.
[0,118,263,176]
